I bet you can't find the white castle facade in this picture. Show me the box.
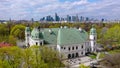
[25,26,97,59]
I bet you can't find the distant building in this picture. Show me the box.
[46,15,54,21]
[80,16,84,22]
[72,16,76,22]
[66,15,71,22]
[31,18,34,23]
[76,15,79,22]
[55,13,60,21]
[25,26,97,59]
[40,17,45,21]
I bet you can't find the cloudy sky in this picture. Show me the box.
[0,0,120,20]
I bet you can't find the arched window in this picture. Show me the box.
[81,52,83,55]
[40,42,42,45]
[72,47,74,50]
[94,36,96,40]
[64,47,66,50]
[36,42,38,45]
[81,45,83,49]
[68,47,70,51]
[68,54,71,59]
[72,53,74,58]
[76,53,79,57]
[76,46,78,50]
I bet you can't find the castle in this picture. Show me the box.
[25,26,97,59]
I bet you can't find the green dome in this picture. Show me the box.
[25,27,30,32]
[90,27,96,35]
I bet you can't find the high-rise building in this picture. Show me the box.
[72,16,76,22]
[31,18,34,23]
[46,15,54,21]
[76,15,79,22]
[85,17,89,21]
[66,15,72,22]
[55,13,60,21]
[40,17,45,21]
[80,16,84,22]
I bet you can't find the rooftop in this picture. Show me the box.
[30,27,88,45]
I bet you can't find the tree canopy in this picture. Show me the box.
[0,46,64,68]
[10,25,25,40]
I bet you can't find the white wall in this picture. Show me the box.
[29,37,43,47]
[57,41,90,59]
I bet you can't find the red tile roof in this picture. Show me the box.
[0,42,12,47]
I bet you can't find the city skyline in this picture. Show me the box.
[0,0,120,20]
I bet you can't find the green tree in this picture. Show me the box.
[0,24,9,36]
[32,22,40,28]
[101,53,120,68]
[9,35,16,45]
[0,46,22,68]
[104,25,120,46]
[10,25,25,40]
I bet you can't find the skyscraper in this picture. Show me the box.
[46,15,54,21]
[76,15,79,22]
[55,13,60,21]
[67,15,71,22]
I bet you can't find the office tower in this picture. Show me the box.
[55,13,60,21]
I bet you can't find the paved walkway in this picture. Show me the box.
[62,56,93,68]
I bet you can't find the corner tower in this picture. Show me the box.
[89,25,97,52]
[25,26,31,47]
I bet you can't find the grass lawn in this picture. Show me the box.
[99,52,105,58]
[99,49,120,59]
[89,55,96,59]
[108,49,120,54]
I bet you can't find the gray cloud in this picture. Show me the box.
[0,0,119,20]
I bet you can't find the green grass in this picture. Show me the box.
[89,55,96,59]
[99,49,120,59]
[108,49,120,54]
[89,53,97,59]
[99,53,105,58]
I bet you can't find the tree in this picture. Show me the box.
[0,46,22,68]
[0,46,64,68]
[100,53,120,68]
[104,25,120,46]
[9,35,16,45]
[39,46,64,68]
[0,24,9,36]
[10,25,25,40]
[32,22,40,28]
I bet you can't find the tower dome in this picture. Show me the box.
[25,27,30,32]
[90,25,96,35]
[31,28,43,39]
